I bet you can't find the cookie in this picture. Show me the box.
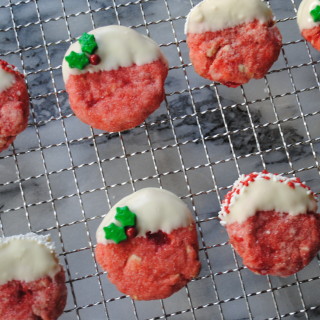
[0,233,67,320]
[62,25,168,132]
[0,60,29,152]
[219,171,320,276]
[95,188,200,300]
[185,0,282,87]
[297,0,320,51]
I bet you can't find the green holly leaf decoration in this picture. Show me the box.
[79,32,98,54]
[103,223,127,244]
[310,5,320,22]
[65,51,89,70]
[115,206,136,227]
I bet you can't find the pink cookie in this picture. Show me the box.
[219,171,320,276]
[0,60,29,152]
[0,234,67,320]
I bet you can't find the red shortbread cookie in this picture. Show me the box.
[0,269,67,320]
[0,60,29,152]
[65,59,167,132]
[96,225,200,300]
[62,25,168,132]
[302,26,320,51]
[226,210,320,276]
[186,20,282,87]
[95,188,201,300]
[219,171,319,276]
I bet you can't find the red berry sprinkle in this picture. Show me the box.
[125,227,137,239]
[89,54,101,65]
[287,181,295,189]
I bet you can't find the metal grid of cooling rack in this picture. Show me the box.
[1,0,320,319]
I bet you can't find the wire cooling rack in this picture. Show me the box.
[1,0,320,319]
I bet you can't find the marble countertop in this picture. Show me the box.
[1,0,320,319]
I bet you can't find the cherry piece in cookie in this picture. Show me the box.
[0,233,67,320]
[62,25,168,132]
[297,0,320,51]
[0,60,29,153]
[95,188,200,300]
[219,171,320,277]
[185,0,282,87]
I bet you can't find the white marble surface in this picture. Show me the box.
[1,0,320,319]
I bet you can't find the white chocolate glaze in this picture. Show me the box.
[219,172,317,225]
[0,233,61,285]
[185,0,274,34]
[297,0,320,31]
[0,66,15,93]
[96,188,194,244]
[62,25,166,82]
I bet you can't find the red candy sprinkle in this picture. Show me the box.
[287,181,295,189]
[146,230,170,245]
[89,54,101,65]
[125,227,137,239]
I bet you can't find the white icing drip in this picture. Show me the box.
[0,66,15,93]
[0,233,61,285]
[96,188,194,244]
[62,25,166,82]
[185,0,274,34]
[218,173,318,225]
[297,0,320,31]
